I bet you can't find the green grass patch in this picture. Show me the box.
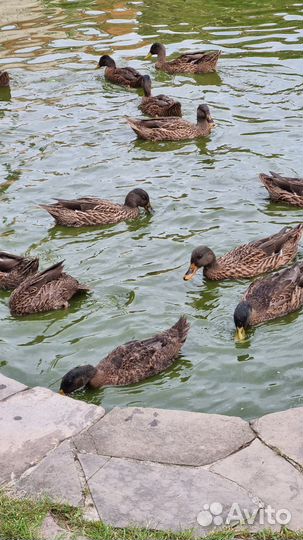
[0,490,302,540]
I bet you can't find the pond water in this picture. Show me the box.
[0,0,302,419]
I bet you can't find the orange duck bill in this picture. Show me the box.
[183,263,198,281]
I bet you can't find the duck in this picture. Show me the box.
[9,261,89,316]
[183,224,303,281]
[140,75,182,117]
[59,316,189,394]
[0,71,10,87]
[260,171,303,208]
[0,252,39,290]
[127,104,213,141]
[40,188,153,227]
[96,55,143,88]
[234,261,303,340]
[145,43,221,74]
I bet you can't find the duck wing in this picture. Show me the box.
[269,172,303,196]
[251,224,303,255]
[119,67,142,80]
[54,197,104,211]
[177,50,220,64]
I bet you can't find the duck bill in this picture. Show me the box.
[183,263,198,281]
[207,114,214,125]
[59,389,65,395]
[145,203,154,214]
[145,53,152,60]
[95,64,101,70]
[235,326,246,341]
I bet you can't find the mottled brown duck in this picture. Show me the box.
[234,261,303,340]
[40,188,153,227]
[96,55,143,88]
[9,261,89,316]
[146,43,221,74]
[60,316,189,394]
[260,171,303,208]
[140,75,182,117]
[183,224,303,281]
[0,71,10,87]
[127,104,213,141]
[0,252,39,290]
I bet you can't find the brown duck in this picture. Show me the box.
[140,75,182,117]
[127,104,213,141]
[96,55,143,88]
[0,71,10,87]
[146,43,221,74]
[183,224,303,281]
[0,252,39,290]
[234,261,303,340]
[40,188,153,227]
[9,261,89,316]
[60,316,189,394]
[260,171,303,208]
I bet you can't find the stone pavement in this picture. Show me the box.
[1,373,303,538]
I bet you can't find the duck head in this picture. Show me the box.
[197,104,214,126]
[96,55,116,69]
[234,301,252,341]
[183,246,216,280]
[60,365,97,394]
[124,188,153,213]
[145,43,166,60]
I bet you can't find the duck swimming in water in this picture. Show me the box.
[145,43,221,74]
[40,188,153,227]
[183,224,303,281]
[234,262,303,340]
[127,104,213,141]
[60,316,190,394]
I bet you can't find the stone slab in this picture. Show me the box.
[77,453,110,481]
[15,440,84,506]
[88,456,263,535]
[73,407,255,466]
[0,373,27,400]
[252,407,303,468]
[210,438,303,530]
[0,387,105,485]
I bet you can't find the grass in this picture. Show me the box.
[0,491,302,540]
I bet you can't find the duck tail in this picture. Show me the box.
[172,315,190,344]
[125,117,141,133]
[21,257,39,277]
